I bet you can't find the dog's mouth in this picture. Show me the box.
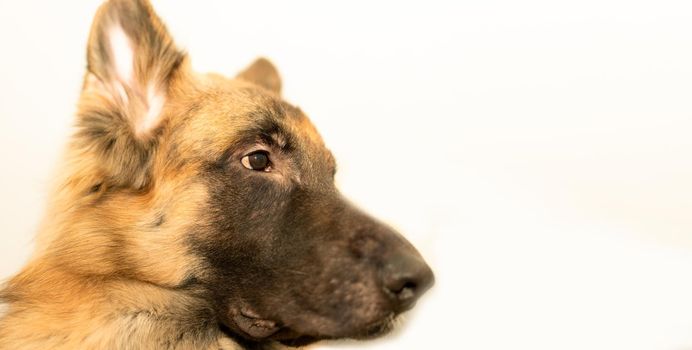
[222,305,398,347]
[230,308,281,339]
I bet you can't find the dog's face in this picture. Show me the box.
[71,0,433,346]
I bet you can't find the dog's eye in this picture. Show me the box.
[241,151,271,171]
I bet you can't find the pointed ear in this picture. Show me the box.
[236,57,282,95]
[76,0,186,189]
[84,0,185,138]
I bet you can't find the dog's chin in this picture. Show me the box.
[273,314,397,347]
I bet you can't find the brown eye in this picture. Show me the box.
[241,151,270,171]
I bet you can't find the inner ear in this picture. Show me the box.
[236,57,282,95]
[84,0,186,139]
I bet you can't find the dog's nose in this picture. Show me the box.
[382,254,434,311]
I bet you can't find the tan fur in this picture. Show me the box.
[0,1,313,349]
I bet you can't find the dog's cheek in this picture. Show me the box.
[189,166,293,285]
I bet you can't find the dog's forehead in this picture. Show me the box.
[170,74,326,160]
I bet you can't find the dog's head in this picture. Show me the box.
[64,0,433,346]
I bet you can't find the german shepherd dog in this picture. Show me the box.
[0,1,434,348]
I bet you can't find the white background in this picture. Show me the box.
[1,1,692,349]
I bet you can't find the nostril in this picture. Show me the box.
[395,281,418,301]
[384,276,423,312]
[384,275,420,303]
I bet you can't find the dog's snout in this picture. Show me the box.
[382,254,434,311]
[339,203,434,314]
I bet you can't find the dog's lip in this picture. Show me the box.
[356,312,397,339]
[230,307,281,339]
[225,305,399,343]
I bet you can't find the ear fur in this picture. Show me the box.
[76,0,186,189]
[236,57,282,95]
